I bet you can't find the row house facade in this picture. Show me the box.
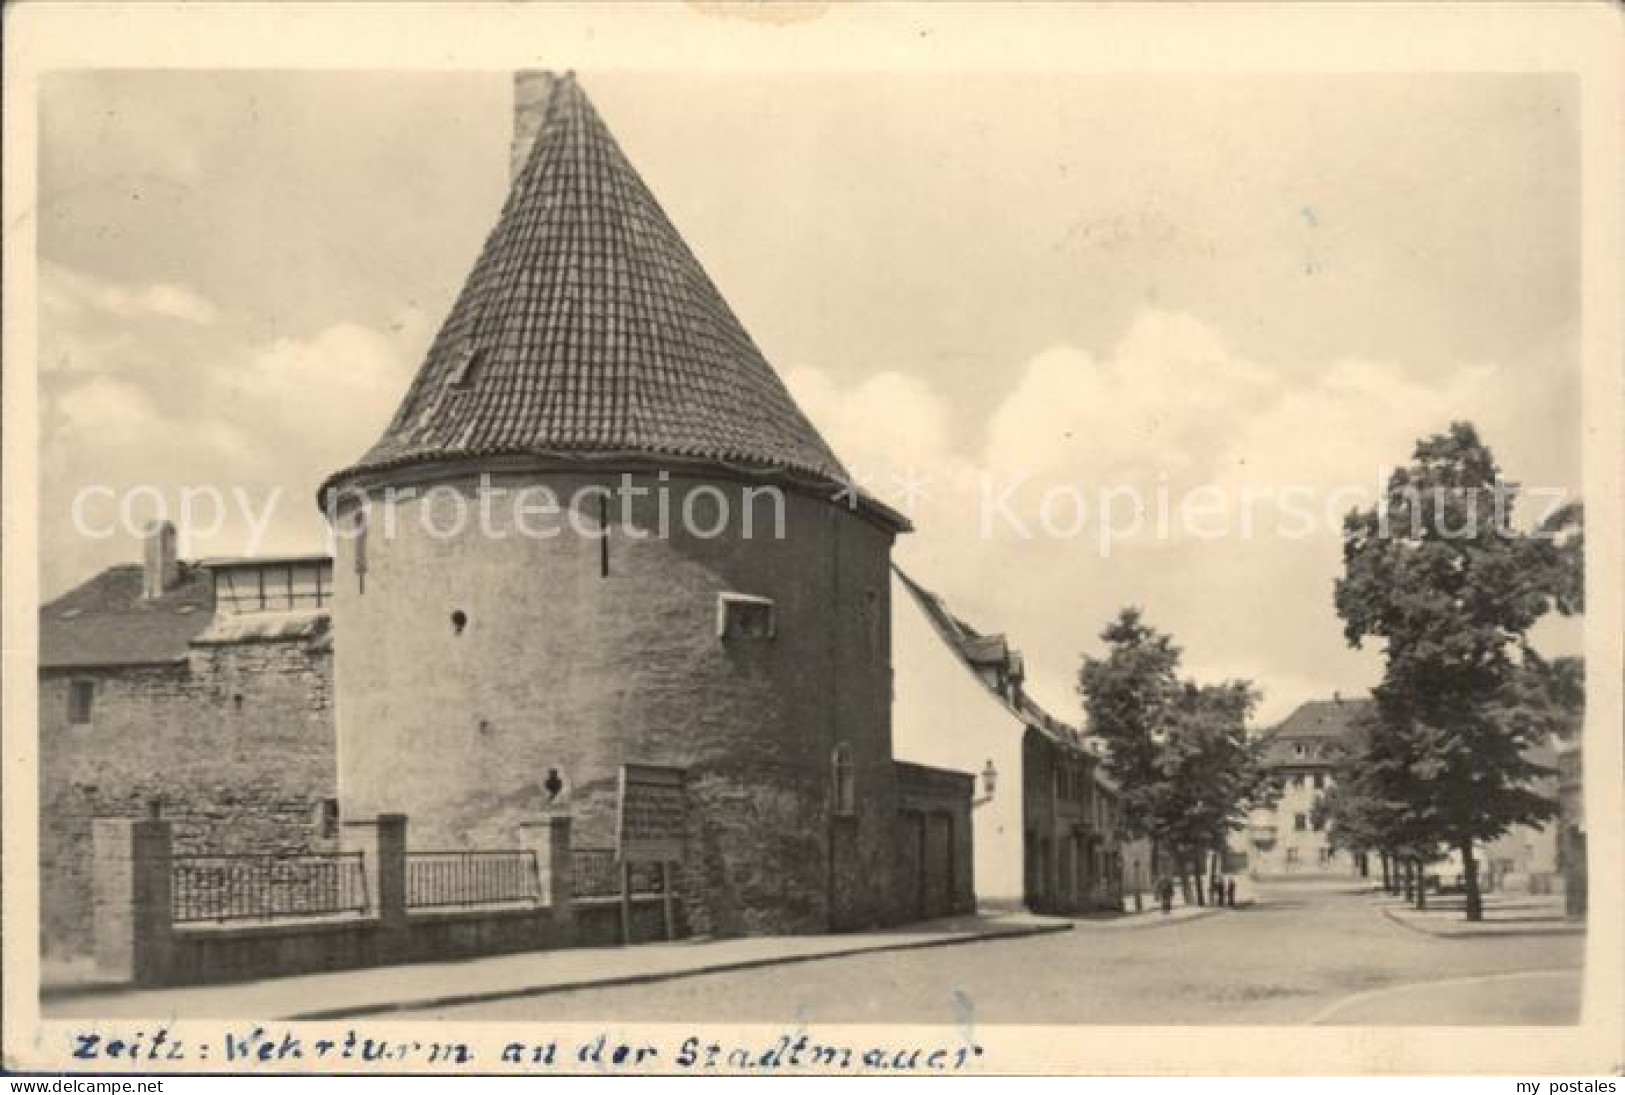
[892,567,1132,914]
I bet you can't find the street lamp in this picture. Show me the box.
[973,759,998,809]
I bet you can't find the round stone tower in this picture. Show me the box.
[320,72,909,936]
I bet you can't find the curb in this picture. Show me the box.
[1379,905,1585,940]
[1071,904,1231,930]
[286,920,1073,1021]
[1306,967,1583,1025]
[40,980,138,1003]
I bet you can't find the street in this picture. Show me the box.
[401,881,1583,1025]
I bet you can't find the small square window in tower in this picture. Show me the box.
[717,593,776,641]
[67,680,94,725]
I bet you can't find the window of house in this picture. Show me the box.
[1312,815,1325,832]
[1294,813,1307,832]
[832,743,856,818]
[1286,848,1300,864]
[717,593,776,640]
[1313,772,1326,790]
[67,680,94,725]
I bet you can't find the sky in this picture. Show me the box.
[37,70,1582,725]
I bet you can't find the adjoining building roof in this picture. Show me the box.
[40,556,336,670]
[895,566,1107,776]
[1273,697,1376,739]
[325,72,896,526]
[39,565,215,670]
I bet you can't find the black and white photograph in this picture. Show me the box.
[4,1,1621,1081]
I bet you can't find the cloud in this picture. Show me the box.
[793,306,1548,727]
[1214,357,1497,496]
[38,265,425,596]
[985,311,1274,486]
[138,284,220,325]
[50,376,164,443]
[219,320,417,472]
[41,262,219,330]
[786,367,965,504]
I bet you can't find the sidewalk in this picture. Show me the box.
[41,911,1070,1021]
[1376,892,1584,939]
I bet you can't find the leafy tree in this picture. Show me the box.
[1158,680,1270,901]
[1316,710,1445,905]
[1080,609,1271,905]
[1335,423,1579,921]
[1506,652,1585,743]
[1078,607,1181,858]
[1314,748,1387,884]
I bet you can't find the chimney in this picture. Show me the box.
[142,520,179,599]
[510,70,561,183]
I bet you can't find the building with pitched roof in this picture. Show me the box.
[892,568,1135,913]
[1243,696,1564,892]
[38,524,337,960]
[319,72,935,936]
[1243,697,1369,878]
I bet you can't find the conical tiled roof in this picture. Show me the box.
[327,72,872,512]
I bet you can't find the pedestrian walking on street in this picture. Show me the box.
[1225,876,1236,907]
[1157,875,1175,915]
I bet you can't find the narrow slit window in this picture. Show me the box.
[353,510,369,594]
[67,680,94,725]
[315,798,340,840]
[833,743,856,818]
[863,588,880,658]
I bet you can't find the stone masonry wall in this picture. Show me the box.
[40,638,335,959]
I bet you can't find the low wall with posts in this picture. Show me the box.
[91,812,672,988]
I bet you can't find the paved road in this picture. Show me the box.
[403,881,1583,1024]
